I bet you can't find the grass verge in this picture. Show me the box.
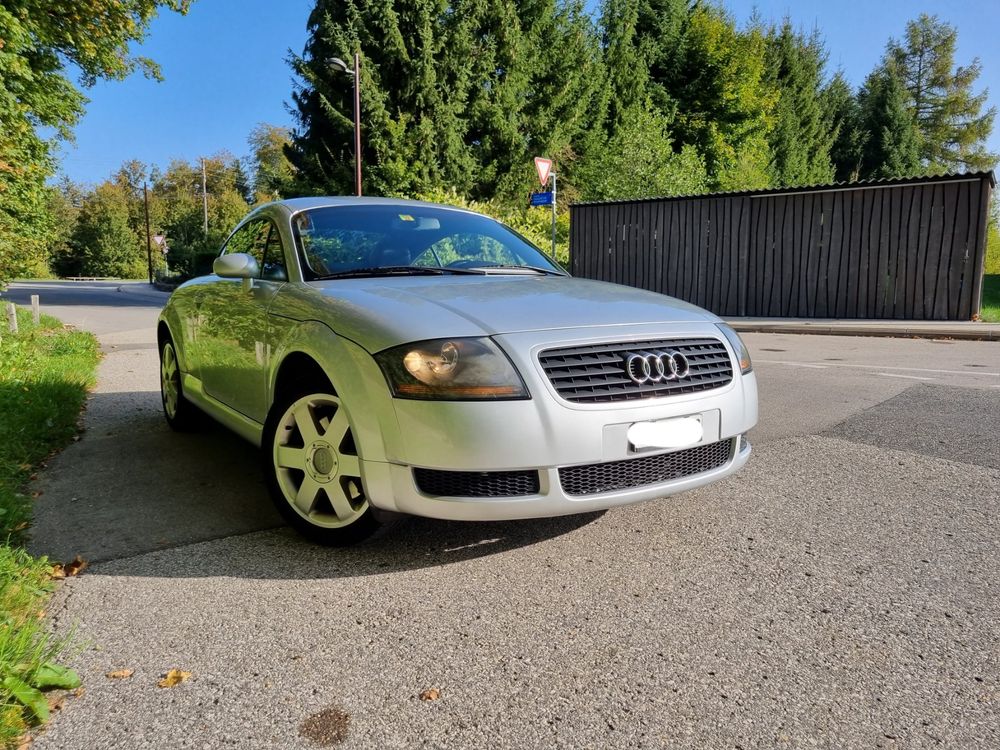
[0,307,99,745]
[981,275,999,323]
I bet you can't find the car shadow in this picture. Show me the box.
[29,389,604,579]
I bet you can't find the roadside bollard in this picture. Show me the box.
[31,295,40,325]
[5,303,17,334]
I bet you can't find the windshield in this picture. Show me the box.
[291,204,565,279]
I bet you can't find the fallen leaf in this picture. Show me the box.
[14,522,28,531]
[15,735,32,750]
[64,556,87,576]
[47,694,65,712]
[419,688,441,701]
[106,669,134,680]
[72,687,85,698]
[50,564,65,580]
[157,669,192,688]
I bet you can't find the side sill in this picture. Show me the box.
[181,373,264,447]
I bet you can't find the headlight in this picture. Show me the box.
[715,323,752,374]
[375,337,529,400]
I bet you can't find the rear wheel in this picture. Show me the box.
[263,382,379,545]
[159,336,200,431]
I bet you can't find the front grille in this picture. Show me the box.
[414,468,540,498]
[558,438,735,496]
[538,337,733,403]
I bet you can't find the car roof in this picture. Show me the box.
[257,196,483,218]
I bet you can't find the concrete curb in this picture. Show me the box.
[726,321,1000,342]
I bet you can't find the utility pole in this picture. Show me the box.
[143,181,154,284]
[327,55,363,196]
[201,158,208,235]
[353,52,362,196]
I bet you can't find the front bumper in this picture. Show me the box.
[361,434,752,521]
[350,321,758,521]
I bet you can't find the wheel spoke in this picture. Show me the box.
[294,476,321,514]
[163,346,176,378]
[292,402,320,444]
[338,453,360,478]
[276,445,306,470]
[324,407,350,442]
[324,485,355,521]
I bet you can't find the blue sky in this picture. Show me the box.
[55,0,1000,185]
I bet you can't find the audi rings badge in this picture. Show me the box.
[624,350,691,384]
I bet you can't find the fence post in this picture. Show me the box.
[6,303,18,334]
[31,295,40,325]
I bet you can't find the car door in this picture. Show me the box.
[198,218,288,422]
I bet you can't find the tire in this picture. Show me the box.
[159,335,201,432]
[262,379,380,546]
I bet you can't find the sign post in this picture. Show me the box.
[533,157,556,258]
[550,171,557,259]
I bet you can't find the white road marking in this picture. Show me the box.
[876,373,935,381]
[756,358,999,378]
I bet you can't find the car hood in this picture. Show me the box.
[289,275,719,352]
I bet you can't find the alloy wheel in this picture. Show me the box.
[272,393,367,528]
[161,342,180,419]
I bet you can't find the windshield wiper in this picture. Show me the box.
[317,265,484,279]
[469,264,565,276]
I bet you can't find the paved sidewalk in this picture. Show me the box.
[726,317,1000,341]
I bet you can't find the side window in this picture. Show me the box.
[261,225,288,282]
[223,220,271,278]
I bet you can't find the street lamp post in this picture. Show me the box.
[328,54,362,196]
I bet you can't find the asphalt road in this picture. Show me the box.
[5,280,1000,749]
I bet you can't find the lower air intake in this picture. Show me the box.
[558,439,735,496]
[414,468,540,498]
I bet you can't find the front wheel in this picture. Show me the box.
[263,386,380,546]
[160,336,200,431]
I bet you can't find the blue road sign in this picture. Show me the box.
[530,191,554,206]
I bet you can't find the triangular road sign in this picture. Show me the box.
[534,157,552,186]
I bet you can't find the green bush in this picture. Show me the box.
[985,222,1000,275]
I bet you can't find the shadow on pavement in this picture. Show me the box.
[92,511,605,581]
[30,390,603,578]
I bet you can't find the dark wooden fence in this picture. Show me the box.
[569,172,994,320]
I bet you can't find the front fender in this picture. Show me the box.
[267,320,400,464]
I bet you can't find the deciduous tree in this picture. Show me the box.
[0,0,189,283]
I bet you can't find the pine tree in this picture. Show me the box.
[888,14,997,172]
[627,2,776,190]
[599,0,650,131]
[287,0,601,202]
[764,21,835,187]
[824,72,864,182]
[287,0,471,197]
[856,63,921,179]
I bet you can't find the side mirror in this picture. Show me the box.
[213,253,260,279]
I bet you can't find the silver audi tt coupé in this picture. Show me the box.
[158,198,758,544]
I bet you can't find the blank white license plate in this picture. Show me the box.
[627,416,704,450]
